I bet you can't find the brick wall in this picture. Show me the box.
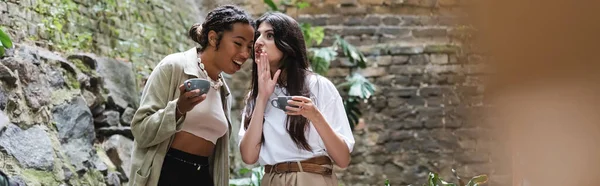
[1,0,501,185]
[228,0,501,186]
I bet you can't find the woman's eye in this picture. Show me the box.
[267,33,274,39]
[234,42,242,46]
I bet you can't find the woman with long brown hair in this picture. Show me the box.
[238,12,355,186]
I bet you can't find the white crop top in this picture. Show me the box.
[180,88,228,144]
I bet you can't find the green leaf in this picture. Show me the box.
[311,26,325,45]
[466,175,488,186]
[424,172,460,186]
[300,23,325,47]
[309,47,336,75]
[264,0,279,11]
[345,73,376,99]
[0,46,4,57]
[296,1,310,9]
[239,168,252,175]
[0,29,13,48]
[439,179,458,186]
[428,172,437,186]
[335,35,367,68]
[343,99,360,130]
[310,57,329,76]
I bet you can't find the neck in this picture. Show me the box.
[270,62,282,81]
[273,69,287,85]
[199,50,221,80]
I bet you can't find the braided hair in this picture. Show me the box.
[188,5,254,51]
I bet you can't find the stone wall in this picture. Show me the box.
[0,0,209,185]
[227,1,501,186]
[0,0,207,87]
[0,0,500,185]
[0,44,136,185]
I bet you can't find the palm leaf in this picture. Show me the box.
[309,47,336,75]
[341,73,375,99]
[335,35,366,68]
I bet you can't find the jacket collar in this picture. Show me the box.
[182,47,231,97]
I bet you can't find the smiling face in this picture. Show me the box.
[254,22,284,71]
[212,22,255,74]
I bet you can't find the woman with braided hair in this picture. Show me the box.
[128,5,254,186]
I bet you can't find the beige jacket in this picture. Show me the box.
[128,47,232,186]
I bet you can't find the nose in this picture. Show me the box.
[255,36,264,48]
[254,42,264,51]
[240,50,250,59]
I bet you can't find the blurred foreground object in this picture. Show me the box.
[469,0,600,186]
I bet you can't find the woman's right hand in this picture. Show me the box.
[176,84,207,114]
[256,49,281,101]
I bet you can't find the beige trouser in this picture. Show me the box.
[261,164,338,186]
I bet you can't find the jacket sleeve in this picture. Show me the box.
[130,60,185,148]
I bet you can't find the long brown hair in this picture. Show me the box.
[243,12,313,151]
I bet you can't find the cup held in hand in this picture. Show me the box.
[184,78,210,96]
[270,96,297,111]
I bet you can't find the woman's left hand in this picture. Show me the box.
[285,96,321,121]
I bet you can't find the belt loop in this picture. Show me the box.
[296,161,303,172]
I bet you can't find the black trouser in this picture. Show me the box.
[158,148,214,186]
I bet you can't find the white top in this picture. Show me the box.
[181,88,228,144]
[238,74,355,165]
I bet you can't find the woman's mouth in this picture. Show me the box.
[233,60,243,66]
[233,60,243,70]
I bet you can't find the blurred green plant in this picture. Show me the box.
[424,170,488,186]
[229,166,265,186]
[0,28,13,57]
[384,169,489,186]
